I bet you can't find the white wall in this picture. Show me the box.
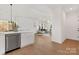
[0,4,11,20]
[12,4,53,33]
[0,4,78,43]
[65,8,79,41]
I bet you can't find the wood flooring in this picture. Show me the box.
[6,34,79,55]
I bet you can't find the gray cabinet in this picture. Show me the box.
[5,33,21,52]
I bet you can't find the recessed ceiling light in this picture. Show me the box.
[69,8,73,10]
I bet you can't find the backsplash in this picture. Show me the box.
[0,20,17,32]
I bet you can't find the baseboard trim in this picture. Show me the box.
[66,38,79,41]
[52,39,65,44]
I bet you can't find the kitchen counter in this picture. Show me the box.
[0,31,35,55]
[0,31,20,34]
[0,31,34,34]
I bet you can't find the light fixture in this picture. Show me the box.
[10,4,12,21]
[69,8,73,10]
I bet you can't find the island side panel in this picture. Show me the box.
[0,34,5,55]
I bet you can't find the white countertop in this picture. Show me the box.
[0,31,35,34]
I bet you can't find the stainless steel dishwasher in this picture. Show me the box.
[5,33,21,52]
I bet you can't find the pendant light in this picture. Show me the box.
[10,4,17,31]
[9,4,13,31]
[10,4,12,21]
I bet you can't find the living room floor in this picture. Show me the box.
[6,34,79,55]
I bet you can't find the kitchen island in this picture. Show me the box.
[0,31,35,55]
